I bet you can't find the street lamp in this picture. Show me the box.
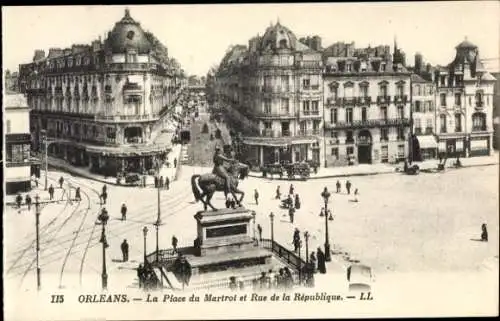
[251,211,256,243]
[304,231,310,264]
[35,194,41,291]
[321,187,332,262]
[98,208,109,290]
[155,183,161,263]
[143,226,149,265]
[269,212,275,244]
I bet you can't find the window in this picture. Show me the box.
[455,93,461,106]
[380,128,388,141]
[440,114,447,133]
[106,127,116,139]
[303,101,310,114]
[346,63,352,72]
[414,101,421,113]
[76,57,81,66]
[455,114,462,132]
[346,146,354,155]
[346,131,354,143]
[397,144,405,159]
[379,84,387,96]
[472,113,486,131]
[359,84,368,97]
[331,109,338,123]
[346,108,353,123]
[331,131,338,139]
[440,76,446,86]
[396,84,404,96]
[397,106,404,119]
[331,148,339,159]
[475,91,484,107]
[281,98,289,113]
[361,107,367,122]
[380,106,388,120]
[281,75,289,90]
[126,52,137,63]
[330,85,338,98]
[264,76,272,88]
[264,99,271,114]
[264,121,272,129]
[428,101,434,112]
[397,127,405,140]
[440,93,446,107]
[415,118,421,130]
[311,101,319,114]
[302,78,310,89]
[415,85,421,96]
[7,120,11,133]
[344,83,354,97]
[381,145,389,163]
[426,119,433,134]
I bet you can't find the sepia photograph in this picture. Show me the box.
[2,2,499,320]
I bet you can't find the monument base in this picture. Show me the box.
[192,207,271,275]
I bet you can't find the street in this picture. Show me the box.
[4,162,498,292]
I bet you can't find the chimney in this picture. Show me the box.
[33,50,46,62]
[312,36,322,51]
[415,52,423,73]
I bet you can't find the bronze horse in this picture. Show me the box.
[191,161,249,211]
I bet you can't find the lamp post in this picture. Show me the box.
[35,194,41,291]
[321,187,332,262]
[98,208,109,290]
[143,226,148,265]
[41,130,48,191]
[269,212,275,244]
[304,231,310,264]
[156,184,161,263]
[251,211,256,243]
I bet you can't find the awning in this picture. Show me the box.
[417,135,437,149]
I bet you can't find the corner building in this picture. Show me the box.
[18,9,184,176]
[216,22,324,167]
[322,41,412,166]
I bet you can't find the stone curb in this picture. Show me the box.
[248,162,498,180]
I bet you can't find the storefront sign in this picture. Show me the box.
[470,139,487,150]
[6,133,31,143]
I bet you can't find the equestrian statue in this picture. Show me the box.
[191,146,249,211]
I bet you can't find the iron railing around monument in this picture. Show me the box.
[145,246,195,268]
[258,238,307,273]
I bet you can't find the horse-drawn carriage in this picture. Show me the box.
[262,162,311,180]
[117,171,142,185]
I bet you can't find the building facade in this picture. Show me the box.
[18,9,185,176]
[434,39,496,157]
[4,94,40,194]
[322,41,412,166]
[410,53,438,160]
[216,22,324,167]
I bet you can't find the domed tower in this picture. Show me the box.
[259,21,299,51]
[104,8,152,57]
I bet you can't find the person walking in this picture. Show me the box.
[165,177,170,190]
[481,223,488,242]
[35,177,39,188]
[275,186,281,200]
[75,187,81,202]
[289,206,295,223]
[154,176,159,188]
[172,235,178,253]
[121,203,127,221]
[142,174,147,188]
[354,188,359,202]
[101,191,107,205]
[159,176,164,188]
[289,184,294,195]
[294,194,301,210]
[137,264,144,288]
[346,180,352,195]
[174,158,177,168]
[48,185,55,200]
[121,239,129,262]
[59,176,64,189]
[257,224,263,241]
[254,189,259,205]
[317,247,326,274]
[293,228,301,252]
[336,180,341,193]
[25,194,32,211]
[16,193,23,209]
[102,184,107,195]
[310,252,317,273]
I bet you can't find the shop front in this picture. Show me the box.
[469,134,491,157]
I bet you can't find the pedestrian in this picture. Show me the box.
[16,193,23,209]
[121,239,129,262]
[137,264,144,288]
[481,223,488,242]
[293,228,301,252]
[317,247,326,274]
[254,189,259,205]
[121,203,127,221]
[258,272,267,289]
[165,177,170,190]
[294,194,301,210]
[320,207,325,217]
[257,224,263,241]
[159,176,164,188]
[174,158,177,168]
[336,180,341,193]
[267,269,275,289]
[154,176,159,188]
[354,188,359,202]
[101,191,107,205]
[75,187,81,201]
[287,194,293,209]
[289,206,295,223]
[275,186,281,200]
[25,194,32,211]
[346,180,351,195]
[48,184,55,200]
[35,177,39,188]
[59,176,64,189]
[289,184,294,195]
[310,252,317,273]
[172,235,178,253]
[142,174,147,188]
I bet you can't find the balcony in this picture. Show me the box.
[326,97,342,106]
[296,61,322,69]
[377,96,391,105]
[356,96,372,106]
[301,110,321,117]
[297,129,322,136]
[425,127,434,135]
[253,111,295,119]
[260,129,291,138]
[103,63,157,73]
[325,118,411,129]
[472,126,487,132]
[342,97,356,105]
[94,114,160,123]
[394,95,408,104]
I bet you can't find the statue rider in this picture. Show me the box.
[212,146,234,197]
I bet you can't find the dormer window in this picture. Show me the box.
[84,57,90,65]
[127,31,135,40]
[360,61,367,72]
[279,39,288,49]
[76,57,81,66]
[68,58,73,67]
[380,63,386,72]
[346,63,352,72]
[126,50,138,63]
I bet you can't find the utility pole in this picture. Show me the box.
[269,212,275,244]
[321,187,332,262]
[156,185,160,263]
[35,194,41,291]
[98,209,109,290]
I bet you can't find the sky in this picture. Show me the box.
[2,2,499,76]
